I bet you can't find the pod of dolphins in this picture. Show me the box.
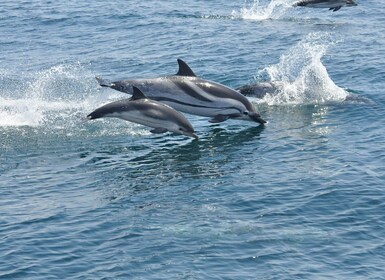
[87,0,358,139]
[88,59,266,139]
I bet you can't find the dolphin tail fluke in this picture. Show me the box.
[331,6,342,11]
[95,76,113,87]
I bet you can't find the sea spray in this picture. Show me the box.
[0,63,152,138]
[0,63,113,128]
[232,0,294,20]
[255,32,348,105]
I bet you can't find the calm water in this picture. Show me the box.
[1,0,385,279]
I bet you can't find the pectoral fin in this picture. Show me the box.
[150,127,168,134]
[332,6,341,11]
[209,115,230,123]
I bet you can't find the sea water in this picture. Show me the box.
[1,0,385,279]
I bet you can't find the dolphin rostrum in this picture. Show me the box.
[237,81,286,99]
[293,0,357,11]
[87,86,198,139]
[96,59,266,125]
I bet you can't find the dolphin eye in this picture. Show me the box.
[243,112,249,115]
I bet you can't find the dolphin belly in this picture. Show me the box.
[87,87,198,138]
[110,110,180,132]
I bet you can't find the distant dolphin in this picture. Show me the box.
[96,59,266,125]
[237,82,373,104]
[293,0,357,11]
[237,81,286,99]
[87,86,198,139]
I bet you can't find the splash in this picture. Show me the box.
[255,32,348,105]
[232,0,294,20]
[0,64,117,129]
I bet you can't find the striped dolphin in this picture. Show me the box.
[293,0,357,12]
[87,86,198,139]
[96,59,266,125]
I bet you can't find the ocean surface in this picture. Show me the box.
[1,0,385,279]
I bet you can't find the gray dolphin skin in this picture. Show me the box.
[96,59,266,125]
[87,86,198,139]
[293,0,357,11]
[236,81,286,99]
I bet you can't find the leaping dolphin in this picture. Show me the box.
[87,86,198,139]
[96,59,266,125]
[293,0,357,11]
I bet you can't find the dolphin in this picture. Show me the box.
[237,81,373,104]
[236,81,286,99]
[293,0,357,11]
[87,86,198,139]
[96,59,266,125]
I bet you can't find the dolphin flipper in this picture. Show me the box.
[150,127,168,134]
[331,6,342,11]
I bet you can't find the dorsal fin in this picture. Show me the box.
[176,59,197,77]
[131,86,147,100]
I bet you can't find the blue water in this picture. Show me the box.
[1,0,385,278]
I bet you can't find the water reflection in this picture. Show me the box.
[261,104,331,135]
[87,124,265,200]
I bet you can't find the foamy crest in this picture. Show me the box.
[256,32,348,105]
[232,0,294,20]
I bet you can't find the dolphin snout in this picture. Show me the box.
[182,130,199,139]
[249,113,267,125]
[87,111,103,120]
[190,133,199,139]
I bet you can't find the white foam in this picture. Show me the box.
[0,63,156,138]
[0,63,120,129]
[232,0,294,21]
[255,32,348,105]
